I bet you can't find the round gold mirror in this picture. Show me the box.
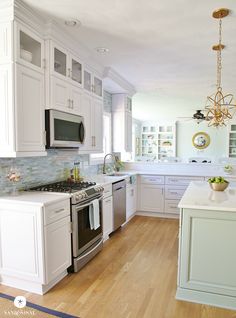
[192,132,210,149]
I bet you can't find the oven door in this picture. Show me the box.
[46,109,85,148]
[72,196,103,257]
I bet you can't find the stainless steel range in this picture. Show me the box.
[31,181,104,272]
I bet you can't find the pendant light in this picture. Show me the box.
[205,8,236,127]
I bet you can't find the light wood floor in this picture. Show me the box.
[0,216,235,318]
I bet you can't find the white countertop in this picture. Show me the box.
[178,181,236,212]
[0,192,70,206]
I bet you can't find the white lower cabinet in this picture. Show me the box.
[177,208,236,309]
[126,184,137,220]
[139,184,164,213]
[45,216,71,283]
[102,196,113,241]
[102,184,113,241]
[0,198,71,294]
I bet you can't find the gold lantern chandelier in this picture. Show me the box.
[205,8,236,127]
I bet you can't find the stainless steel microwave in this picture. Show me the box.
[45,109,85,148]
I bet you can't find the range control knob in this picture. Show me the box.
[78,193,83,200]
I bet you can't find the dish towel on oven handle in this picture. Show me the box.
[89,204,94,230]
[92,199,100,230]
[89,199,100,230]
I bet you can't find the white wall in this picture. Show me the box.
[176,121,227,161]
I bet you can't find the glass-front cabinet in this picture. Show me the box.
[140,123,176,160]
[51,42,83,87]
[16,23,44,72]
[94,76,103,97]
[228,124,236,158]
[83,69,103,98]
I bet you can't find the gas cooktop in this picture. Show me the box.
[30,181,104,204]
[30,181,97,193]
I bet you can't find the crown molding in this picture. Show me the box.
[103,67,136,96]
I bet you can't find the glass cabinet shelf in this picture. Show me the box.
[20,31,41,68]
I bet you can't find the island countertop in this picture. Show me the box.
[178,181,236,212]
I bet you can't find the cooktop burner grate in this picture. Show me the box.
[30,181,96,193]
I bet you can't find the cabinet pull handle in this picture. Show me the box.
[94,136,96,147]
[54,208,65,214]
[104,190,110,193]
[105,199,111,203]
[170,191,178,195]
[68,68,71,78]
[43,58,46,69]
[71,100,74,109]
[92,136,94,147]
[162,188,164,195]
[68,99,71,108]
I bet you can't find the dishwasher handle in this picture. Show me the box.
[114,186,125,191]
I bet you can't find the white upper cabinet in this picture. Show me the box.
[112,94,133,155]
[0,20,46,157]
[83,68,103,99]
[50,41,83,88]
[16,22,45,73]
[15,64,45,152]
[80,93,103,153]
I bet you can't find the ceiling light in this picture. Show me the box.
[205,8,236,127]
[64,19,81,27]
[96,47,109,54]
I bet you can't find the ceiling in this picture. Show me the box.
[23,0,236,119]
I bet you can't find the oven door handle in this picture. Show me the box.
[75,196,103,211]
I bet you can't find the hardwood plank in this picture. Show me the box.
[0,216,235,318]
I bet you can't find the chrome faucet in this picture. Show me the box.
[103,153,116,174]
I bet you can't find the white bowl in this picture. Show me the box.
[20,49,32,63]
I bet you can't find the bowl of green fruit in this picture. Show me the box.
[208,176,229,191]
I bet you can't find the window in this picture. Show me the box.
[90,112,112,164]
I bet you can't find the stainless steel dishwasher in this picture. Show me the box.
[112,179,126,231]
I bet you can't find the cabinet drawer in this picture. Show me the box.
[103,184,112,199]
[165,176,204,186]
[165,186,186,200]
[165,200,180,214]
[44,199,70,226]
[140,175,164,185]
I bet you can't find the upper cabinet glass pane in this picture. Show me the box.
[20,31,41,67]
[94,77,102,97]
[231,125,236,132]
[84,70,91,91]
[72,59,82,84]
[54,48,67,76]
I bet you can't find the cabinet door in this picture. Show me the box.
[44,216,71,283]
[102,196,113,240]
[125,111,132,152]
[51,42,69,79]
[126,186,136,220]
[70,54,82,86]
[93,75,103,98]
[16,22,44,73]
[50,76,70,112]
[92,98,103,152]
[15,64,45,152]
[70,85,83,114]
[80,93,93,151]
[0,205,44,283]
[180,209,236,297]
[0,64,15,155]
[140,184,164,213]
[84,69,92,93]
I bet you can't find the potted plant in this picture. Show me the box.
[224,164,233,174]
[208,176,229,191]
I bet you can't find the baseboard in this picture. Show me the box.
[176,287,236,311]
[0,270,68,295]
[136,211,179,219]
